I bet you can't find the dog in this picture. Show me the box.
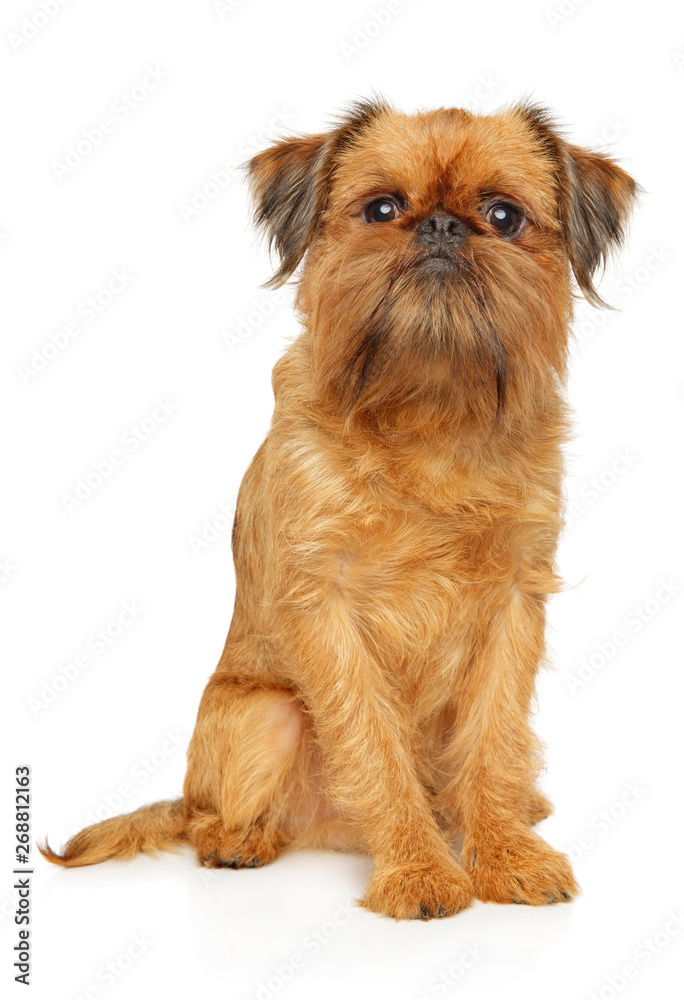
[41,98,637,919]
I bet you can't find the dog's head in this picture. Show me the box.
[247,100,637,423]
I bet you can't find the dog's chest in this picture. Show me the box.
[271,423,560,666]
[333,491,523,632]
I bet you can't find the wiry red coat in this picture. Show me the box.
[41,100,637,919]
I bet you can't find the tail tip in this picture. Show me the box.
[37,838,73,867]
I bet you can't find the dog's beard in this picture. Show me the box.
[354,267,506,415]
[304,243,569,429]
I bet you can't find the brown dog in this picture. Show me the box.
[41,99,637,919]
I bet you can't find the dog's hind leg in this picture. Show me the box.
[183,669,305,869]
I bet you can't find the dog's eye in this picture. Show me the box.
[364,198,400,223]
[486,203,524,236]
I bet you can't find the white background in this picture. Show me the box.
[2,0,683,998]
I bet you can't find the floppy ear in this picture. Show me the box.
[246,98,390,288]
[516,104,639,307]
[560,143,639,307]
[247,132,332,289]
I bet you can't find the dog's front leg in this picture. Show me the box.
[279,597,473,919]
[440,587,579,905]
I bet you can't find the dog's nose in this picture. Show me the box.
[415,214,469,250]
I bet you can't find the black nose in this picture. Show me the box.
[415,213,469,250]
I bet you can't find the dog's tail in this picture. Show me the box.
[38,799,186,868]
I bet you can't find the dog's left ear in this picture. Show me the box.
[247,132,333,288]
[560,142,639,307]
[517,104,639,307]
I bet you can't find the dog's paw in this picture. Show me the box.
[467,827,578,905]
[192,819,286,870]
[362,858,473,920]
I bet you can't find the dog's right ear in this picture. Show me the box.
[246,98,391,288]
[247,133,332,289]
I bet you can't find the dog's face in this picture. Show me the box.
[248,101,637,423]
